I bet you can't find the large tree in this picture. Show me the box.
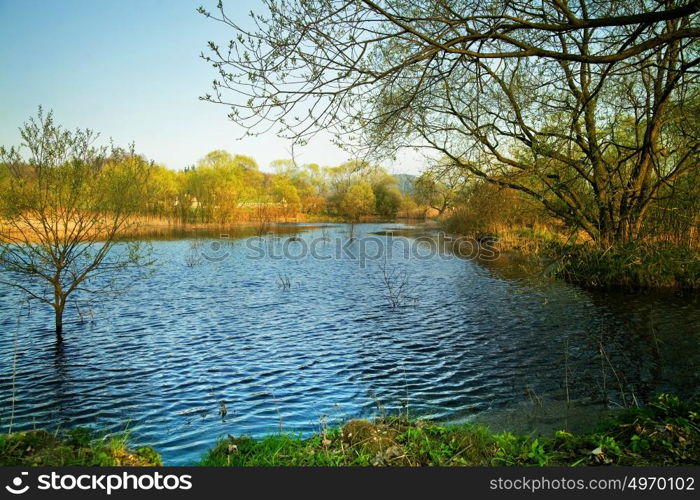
[0,110,153,342]
[200,0,700,245]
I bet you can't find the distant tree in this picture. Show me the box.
[271,175,301,220]
[373,178,402,219]
[338,182,375,222]
[0,109,153,342]
[399,196,419,219]
[270,158,326,213]
[414,168,469,216]
[186,151,265,223]
[186,165,217,222]
[0,162,10,193]
[174,170,194,224]
[145,165,178,220]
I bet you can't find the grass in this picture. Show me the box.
[491,225,568,255]
[0,427,161,466]
[444,221,700,290]
[199,394,699,467]
[2,395,696,467]
[546,241,700,290]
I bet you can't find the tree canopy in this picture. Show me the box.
[201,0,700,245]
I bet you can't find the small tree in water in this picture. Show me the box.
[0,109,154,342]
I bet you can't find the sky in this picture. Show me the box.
[0,0,424,174]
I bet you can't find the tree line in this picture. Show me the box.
[138,152,416,224]
[0,129,425,230]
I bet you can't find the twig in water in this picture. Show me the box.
[378,261,417,310]
[277,273,292,290]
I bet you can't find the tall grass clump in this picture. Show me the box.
[548,241,700,290]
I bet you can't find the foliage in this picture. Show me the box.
[372,177,402,218]
[548,241,700,290]
[199,394,699,467]
[0,428,161,466]
[108,153,415,224]
[413,165,469,215]
[337,182,376,222]
[443,181,545,237]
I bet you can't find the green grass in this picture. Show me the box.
[547,241,700,290]
[443,218,700,289]
[199,394,699,467]
[2,395,696,466]
[0,427,161,466]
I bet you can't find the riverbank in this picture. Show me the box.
[1,215,429,243]
[2,395,696,466]
[546,241,700,290]
[199,394,698,466]
[0,428,161,466]
[444,224,700,290]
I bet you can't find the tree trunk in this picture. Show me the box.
[55,304,64,343]
[54,286,65,343]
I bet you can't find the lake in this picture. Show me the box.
[0,223,698,464]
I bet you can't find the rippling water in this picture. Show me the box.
[0,223,698,464]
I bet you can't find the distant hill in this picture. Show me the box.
[393,174,417,195]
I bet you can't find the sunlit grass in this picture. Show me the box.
[0,427,161,466]
[199,394,699,467]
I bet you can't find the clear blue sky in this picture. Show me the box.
[0,0,423,173]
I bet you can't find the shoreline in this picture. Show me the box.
[2,394,697,467]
